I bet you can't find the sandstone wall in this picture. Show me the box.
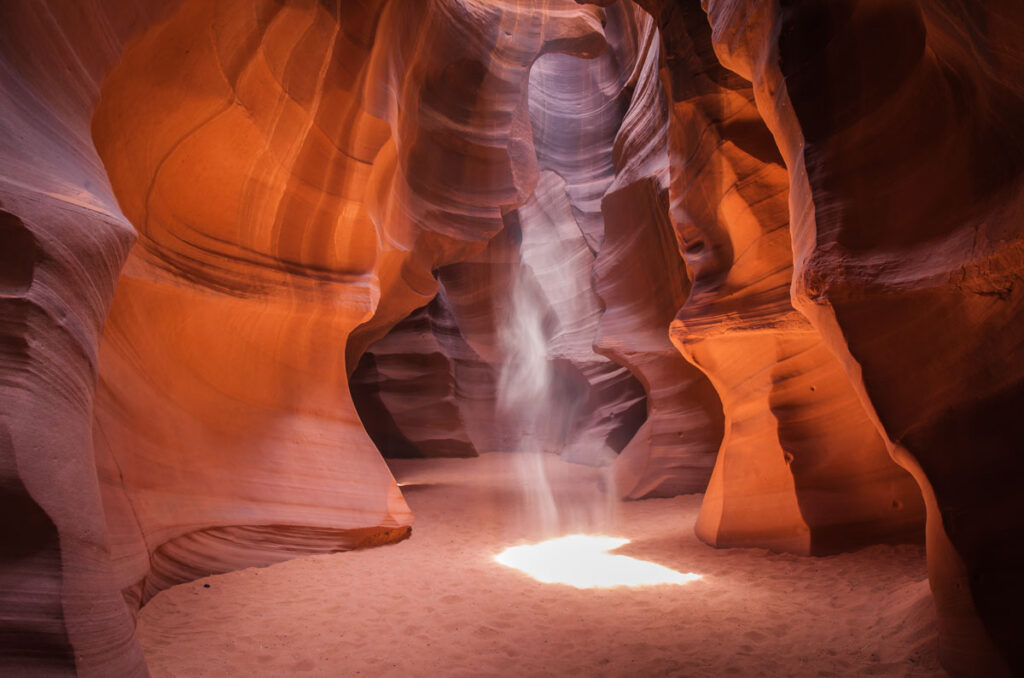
[2,1,1021,676]
[700,0,1024,673]
[632,0,924,557]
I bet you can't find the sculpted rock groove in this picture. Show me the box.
[697,0,1024,674]
[633,0,924,557]
[0,0,1021,676]
[353,2,719,488]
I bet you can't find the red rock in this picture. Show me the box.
[597,179,725,498]
[1,0,1021,675]
[700,0,1024,673]
[1,2,164,673]
[635,0,925,556]
[350,291,482,459]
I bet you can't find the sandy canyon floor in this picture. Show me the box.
[138,453,943,677]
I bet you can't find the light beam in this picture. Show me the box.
[494,535,701,589]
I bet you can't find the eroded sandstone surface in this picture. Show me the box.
[1,0,1021,676]
[695,1,1024,674]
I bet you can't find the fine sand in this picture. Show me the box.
[138,453,943,677]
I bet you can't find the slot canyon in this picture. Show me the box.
[1,0,1022,676]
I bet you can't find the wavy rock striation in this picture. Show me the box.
[630,0,925,556]
[2,0,1022,676]
[596,179,725,498]
[0,2,171,674]
[593,7,726,499]
[350,288,482,459]
[89,0,414,617]
[0,0,613,675]
[89,0,624,615]
[696,0,1024,673]
[357,3,723,495]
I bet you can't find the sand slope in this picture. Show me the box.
[138,453,942,677]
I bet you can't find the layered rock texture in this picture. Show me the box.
[649,0,927,556]
[1,0,1022,676]
[693,1,1024,674]
[350,289,483,459]
[352,3,713,484]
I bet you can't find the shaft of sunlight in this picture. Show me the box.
[494,535,702,589]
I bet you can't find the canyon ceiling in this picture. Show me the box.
[1,1,1022,677]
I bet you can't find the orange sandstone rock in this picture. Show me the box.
[640,1,925,553]
[2,0,1022,676]
[702,0,1024,673]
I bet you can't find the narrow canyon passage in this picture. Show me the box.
[3,1,1023,676]
[137,454,939,678]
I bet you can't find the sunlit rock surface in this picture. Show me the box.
[89,0,621,611]
[693,0,1024,673]
[1,0,1022,676]
[636,0,925,556]
[88,0,414,621]
[0,0,610,675]
[357,4,716,494]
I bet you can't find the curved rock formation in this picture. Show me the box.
[503,170,648,463]
[597,179,725,499]
[637,0,925,555]
[0,0,615,674]
[2,0,1022,675]
[353,2,726,492]
[89,0,414,616]
[354,3,674,472]
[350,289,482,459]
[0,2,164,674]
[344,0,610,366]
[592,8,726,499]
[89,0,623,607]
[698,0,1024,673]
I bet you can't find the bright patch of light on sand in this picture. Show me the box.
[494,535,701,589]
